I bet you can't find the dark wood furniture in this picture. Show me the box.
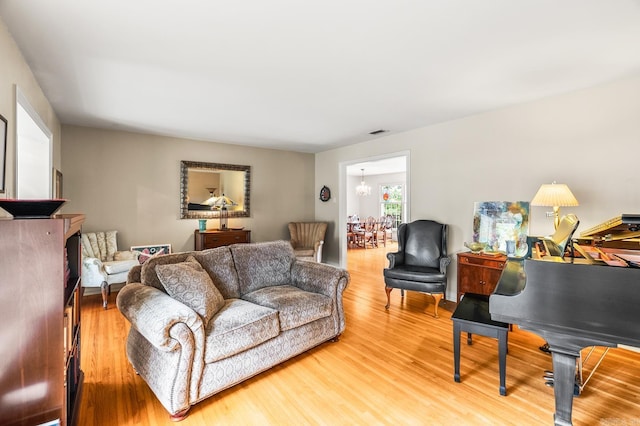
[491,250,640,425]
[0,214,85,426]
[456,252,507,302]
[194,229,251,250]
[452,293,509,396]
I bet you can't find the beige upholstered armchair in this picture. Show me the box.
[288,222,328,262]
[81,231,139,309]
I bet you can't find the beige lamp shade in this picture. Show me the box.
[531,182,578,229]
[531,183,579,207]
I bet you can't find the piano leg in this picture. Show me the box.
[550,350,578,426]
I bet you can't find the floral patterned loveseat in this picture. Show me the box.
[116,240,349,421]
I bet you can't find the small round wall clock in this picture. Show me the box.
[319,186,331,202]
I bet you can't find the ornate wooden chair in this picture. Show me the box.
[356,216,377,249]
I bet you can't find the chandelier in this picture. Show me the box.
[355,169,371,196]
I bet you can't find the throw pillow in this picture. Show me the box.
[155,256,225,325]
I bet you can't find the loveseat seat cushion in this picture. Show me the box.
[204,299,280,363]
[230,240,296,295]
[242,285,333,331]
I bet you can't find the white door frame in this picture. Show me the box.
[338,150,410,268]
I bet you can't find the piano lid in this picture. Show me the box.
[580,214,640,241]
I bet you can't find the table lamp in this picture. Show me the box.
[213,194,237,230]
[531,181,579,229]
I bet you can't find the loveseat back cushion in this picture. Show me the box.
[155,256,225,326]
[230,240,295,295]
[242,285,333,331]
[204,299,280,363]
[193,247,241,299]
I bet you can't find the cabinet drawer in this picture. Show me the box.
[458,254,505,270]
[203,232,248,247]
[195,229,251,250]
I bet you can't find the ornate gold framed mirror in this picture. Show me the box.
[180,160,251,219]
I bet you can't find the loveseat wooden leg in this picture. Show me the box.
[170,408,190,422]
[330,334,341,342]
[100,281,109,310]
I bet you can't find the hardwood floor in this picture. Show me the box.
[79,244,640,425]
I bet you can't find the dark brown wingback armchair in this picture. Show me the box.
[383,220,450,317]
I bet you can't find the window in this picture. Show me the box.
[379,184,404,228]
[16,87,52,199]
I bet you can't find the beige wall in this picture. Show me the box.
[0,17,61,205]
[5,11,640,301]
[61,125,315,253]
[317,75,640,300]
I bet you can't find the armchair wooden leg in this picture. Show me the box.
[100,281,109,310]
[385,287,393,309]
[431,293,443,318]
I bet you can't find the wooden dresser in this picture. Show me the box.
[194,229,251,250]
[457,252,507,302]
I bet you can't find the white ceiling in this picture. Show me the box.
[2,0,640,153]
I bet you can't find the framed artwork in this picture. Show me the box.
[319,185,331,202]
[53,168,63,198]
[473,201,529,254]
[0,114,7,193]
[131,243,172,264]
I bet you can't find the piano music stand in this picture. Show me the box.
[452,293,510,395]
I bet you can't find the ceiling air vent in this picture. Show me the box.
[368,129,388,135]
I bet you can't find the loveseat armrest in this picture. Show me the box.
[291,261,350,298]
[116,283,204,352]
[127,264,142,284]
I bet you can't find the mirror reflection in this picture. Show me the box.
[180,161,251,219]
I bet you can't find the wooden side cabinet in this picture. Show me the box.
[194,229,251,250]
[457,252,507,302]
[0,214,85,426]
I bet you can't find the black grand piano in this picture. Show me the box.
[490,214,640,426]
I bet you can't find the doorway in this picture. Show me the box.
[339,152,409,268]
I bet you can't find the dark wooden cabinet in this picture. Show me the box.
[194,229,251,250]
[0,214,84,426]
[457,252,507,302]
